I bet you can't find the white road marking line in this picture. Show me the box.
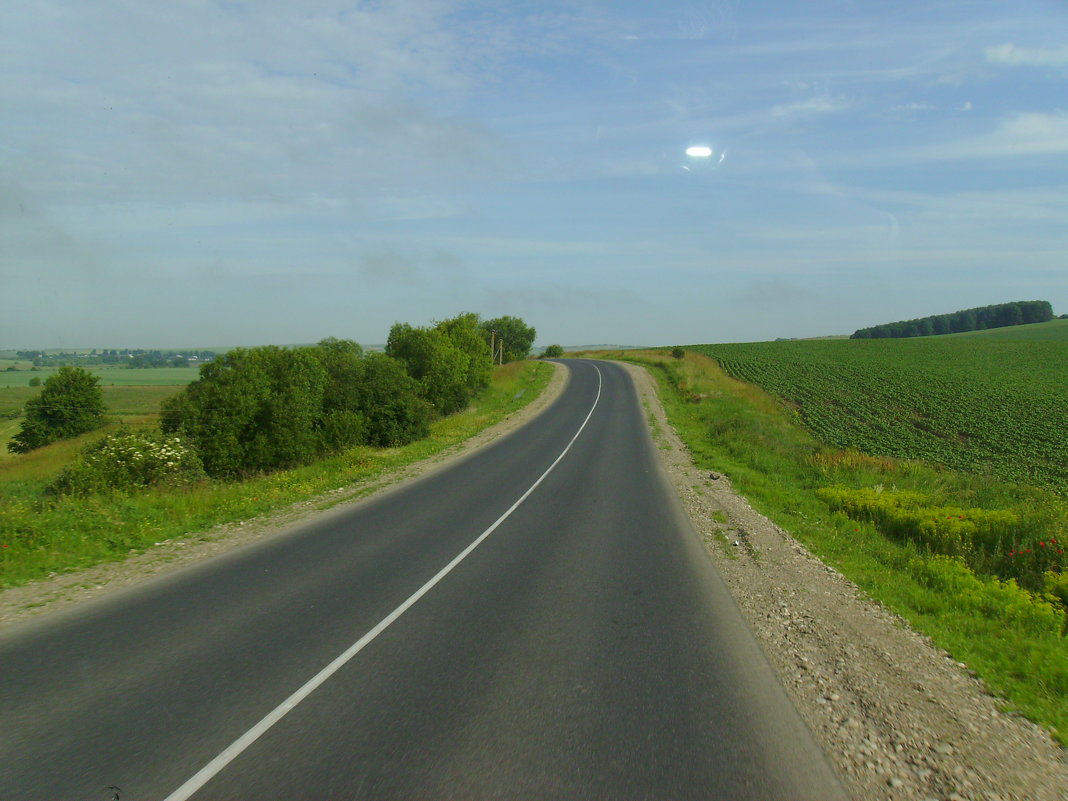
[162,364,603,801]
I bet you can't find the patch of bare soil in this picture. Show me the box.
[622,361,1068,801]
[0,363,569,632]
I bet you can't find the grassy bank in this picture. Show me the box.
[596,348,1068,743]
[0,360,553,589]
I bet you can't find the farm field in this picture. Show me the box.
[941,318,1068,341]
[0,366,201,388]
[690,324,1068,489]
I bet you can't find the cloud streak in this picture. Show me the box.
[986,43,1068,68]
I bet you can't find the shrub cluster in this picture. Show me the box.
[909,555,1064,637]
[818,485,1064,590]
[387,313,491,415]
[161,341,430,477]
[19,312,538,488]
[48,430,206,495]
[9,366,106,453]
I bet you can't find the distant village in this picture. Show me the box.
[14,349,217,369]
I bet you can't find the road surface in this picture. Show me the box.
[0,359,847,800]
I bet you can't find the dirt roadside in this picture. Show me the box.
[620,361,1068,801]
[0,362,569,632]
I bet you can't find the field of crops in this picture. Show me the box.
[690,323,1068,488]
[0,366,201,388]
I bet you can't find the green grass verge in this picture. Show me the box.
[596,349,1068,744]
[0,360,553,589]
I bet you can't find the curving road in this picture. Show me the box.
[0,360,847,800]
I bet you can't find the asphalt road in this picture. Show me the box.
[0,359,848,800]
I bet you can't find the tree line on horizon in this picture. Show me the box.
[15,349,217,369]
[850,301,1054,340]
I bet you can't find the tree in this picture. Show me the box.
[303,338,368,453]
[355,353,430,446]
[9,366,106,453]
[161,346,328,477]
[481,316,536,363]
[434,312,492,395]
[387,323,472,415]
[542,344,564,358]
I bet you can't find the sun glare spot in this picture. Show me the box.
[685,145,713,158]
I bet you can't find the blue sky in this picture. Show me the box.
[3,0,1067,348]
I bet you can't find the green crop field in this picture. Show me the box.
[690,324,1068,489]
[943,318,1068,341]
[0,366,201,388]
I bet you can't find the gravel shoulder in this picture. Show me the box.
[621,361,1068,801]
[0,362,569,632]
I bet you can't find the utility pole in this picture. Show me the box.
[490,331,504,365]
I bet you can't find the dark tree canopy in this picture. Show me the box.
[851,301,1053,340]
[9,366,106,453]
[161,341,431,476]
[481,315,536,363]
[387,313,493,416]
[154,311,532,479]
[161,346,328,477]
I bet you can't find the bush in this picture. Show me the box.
[48,429,206,495]
[9,366,106,453]
[481,315,536,363]
[387,323,473,415]
[435,313,492,395]
[816,485,1063,589]
[161,346,328,477]
[1045,572,1068,636]
[28,377,41,387]
[542,344,564,358]
[303,338,369,452]
[909,555,1062,636]
[671,347,685,359]
[356,353,430,446]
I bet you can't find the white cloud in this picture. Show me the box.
[952,111,1068,157]
[985,43,1068,68]
[771,96,850,118]
[890,102,936,112]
